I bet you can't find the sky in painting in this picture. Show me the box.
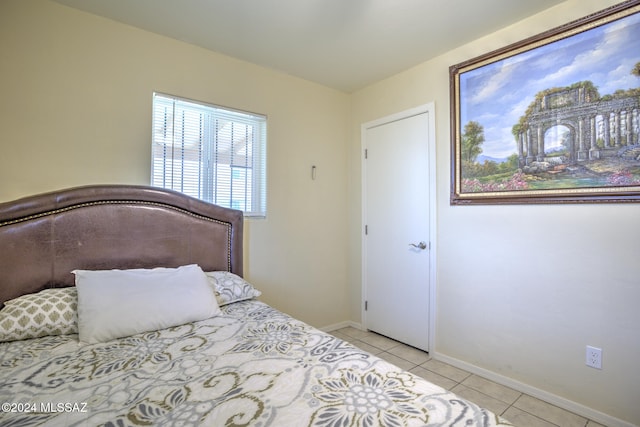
[459,10,640,160]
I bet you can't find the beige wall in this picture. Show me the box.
[0,0,351,328]
[349,1,639,425]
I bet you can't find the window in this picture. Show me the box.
[151,93,267,217]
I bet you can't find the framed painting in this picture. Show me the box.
[450,0,640,204]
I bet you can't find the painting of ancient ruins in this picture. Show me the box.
[450,1,640,204]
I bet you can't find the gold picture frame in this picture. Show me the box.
[450,0,640,205]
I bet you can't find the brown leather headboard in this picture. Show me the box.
[0,185,243,306]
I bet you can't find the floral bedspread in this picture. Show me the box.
[0,300,512,426]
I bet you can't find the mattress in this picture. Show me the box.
[0,299,512,426]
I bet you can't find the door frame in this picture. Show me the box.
[361,103,437,352]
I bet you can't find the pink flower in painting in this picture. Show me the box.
[462,172,529,193]
[607,171,640,186]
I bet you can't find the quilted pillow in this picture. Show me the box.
[205,271,261,306]
[0,287,78,342]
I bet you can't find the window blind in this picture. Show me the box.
[151,93,267,217]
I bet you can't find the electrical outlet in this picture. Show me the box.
[586,345,602,369]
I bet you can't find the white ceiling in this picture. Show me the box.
[52,0,566,93]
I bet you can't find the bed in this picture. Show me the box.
[0,185,513,426]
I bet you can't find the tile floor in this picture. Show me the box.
[329,326,607,427]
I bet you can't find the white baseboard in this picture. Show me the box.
[431,352,635,427]
[319,320,362,333]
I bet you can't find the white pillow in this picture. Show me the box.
[73,264,220,344]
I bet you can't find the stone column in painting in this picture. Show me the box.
[589,115,600,160]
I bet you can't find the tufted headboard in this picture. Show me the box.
[0,185,243,306]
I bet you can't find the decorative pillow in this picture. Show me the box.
[0,287,78,342]
[205,271,261,306]
[74,264,220,344]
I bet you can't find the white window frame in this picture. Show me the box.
[151,93,267,217]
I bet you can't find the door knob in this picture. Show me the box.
[409,241,427,250]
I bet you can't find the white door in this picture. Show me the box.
[363,107,432,351]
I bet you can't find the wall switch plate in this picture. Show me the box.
[586,345,602,369]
